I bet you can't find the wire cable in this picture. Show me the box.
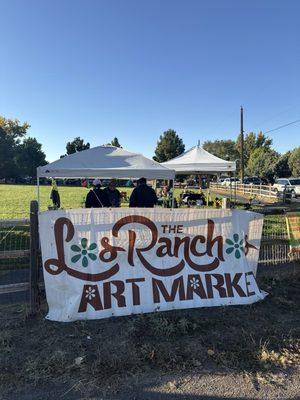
[264,118,300,134]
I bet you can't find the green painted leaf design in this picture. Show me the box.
[239,239,244,246]
[88,243,97,251]
[71,254,81,263]
[82,255,88,267]
[81,238,88,249]
[88,253,97,261]
[71,245,81,252]
[235,249,241,259]
[226,247,234,254]
[233,233,239,243]
[226,239,234,246]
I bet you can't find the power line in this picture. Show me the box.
[264,118,300,134]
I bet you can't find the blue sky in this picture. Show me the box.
[1,0,299,161]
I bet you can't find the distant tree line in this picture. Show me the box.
[153,129,300,181]
[1,114,300,182]
[202,132,300,180]
[0,116,47,181]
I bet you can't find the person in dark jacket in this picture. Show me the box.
[85,179,110,208]
[104,179,121,207]
[129,177,158,208]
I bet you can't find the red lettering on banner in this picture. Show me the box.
[152,277,185,303]
[103,280,126,309]
[205,274,227,298]
[44,216,256,288]
[225,273,247,297]
[78,284,103,312]
[44,218,119,282]
[126,278,145,305]
[245,272,256,296]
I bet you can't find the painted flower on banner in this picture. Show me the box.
[226,234,244,259]
[189,277,200,289]
[85,286,96,300]
[71,238,98,268]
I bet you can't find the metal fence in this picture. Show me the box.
[0,202,299,311]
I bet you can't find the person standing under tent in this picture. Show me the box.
[129,177,158,208]
[85,179,110,208]
[104,179,122,207]
[50,179,60,208]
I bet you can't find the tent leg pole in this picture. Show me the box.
[229,172,232,208]
[234,171,237,208]
[37,176,40,211]
[171,179,174,208]
[206,174,209,206]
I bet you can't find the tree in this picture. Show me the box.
[274,151,292,178]
[153,129,185,162]
[110,137,122,147]
[15,137,47,177]
[288,147,300,176]
[202,139,239,161]
[0,116,30,179]
[0,116,29,141]
[236,131,272,168]
[246,148,279,181]
[66,137,90,155]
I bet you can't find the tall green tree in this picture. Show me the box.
[0,116,30,179]
[246,148,279,181]
[110,137,122,147]
[15,137,47,177]
[66,137,90,155]
[288,147,300,176]
[236,131,272,167]
[202,139,239,161]
[274,151,292,178]
[153,129,185,162]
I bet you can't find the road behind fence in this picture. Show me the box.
[0,204,299,313]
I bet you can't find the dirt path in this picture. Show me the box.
[1,269,299,400]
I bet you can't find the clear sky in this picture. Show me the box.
[1,0,299,162]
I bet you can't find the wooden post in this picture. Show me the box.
[30,200,39,315]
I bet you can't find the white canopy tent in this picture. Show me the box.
[37,145,175,180]
[162,144,236,174]
[162,143,237,204]
[37,145,175,206]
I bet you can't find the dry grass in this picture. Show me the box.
[0,272,299,398]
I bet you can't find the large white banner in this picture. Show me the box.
[39,208,266,322]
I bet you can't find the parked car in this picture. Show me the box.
[243,176,269,185]
[221,177,241,187]
[217,176,228,183]
[273,178,300,197]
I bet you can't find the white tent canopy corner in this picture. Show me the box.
[162,144,236,174]
[37,145,175,180]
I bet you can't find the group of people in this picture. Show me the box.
[85,177,158,208]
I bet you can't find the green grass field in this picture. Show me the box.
[0,184,135,219]
[0,184,211,219]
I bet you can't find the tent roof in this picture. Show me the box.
[37,145,175,179]
[162,145,236,174]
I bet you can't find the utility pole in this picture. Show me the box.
[240,106,245,182]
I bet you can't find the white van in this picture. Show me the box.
[273,178,300,197]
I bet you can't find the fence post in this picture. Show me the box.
[29,200,39,315]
